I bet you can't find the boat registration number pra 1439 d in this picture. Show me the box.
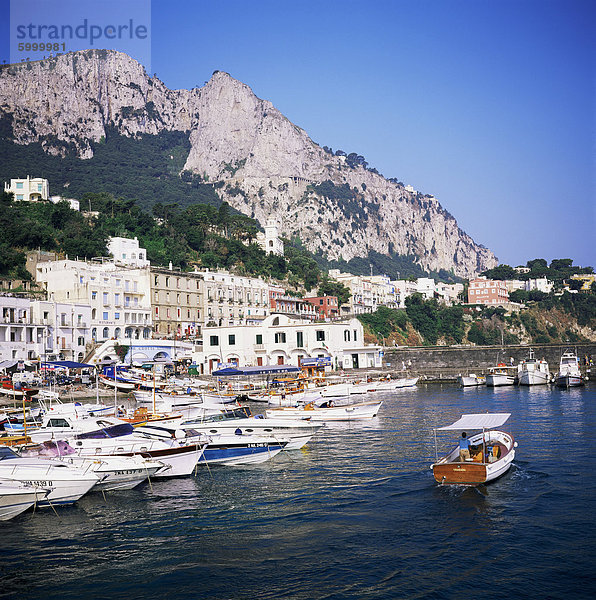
[22,480,53,487]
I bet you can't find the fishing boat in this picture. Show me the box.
[485,364,517,387]
[431,413,517,486]
[517,349,550,385]
[0,479,50,520]
[554,350,585,388]
[265,400,383,422]
[457,374,486,387]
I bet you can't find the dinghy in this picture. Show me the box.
[431,413,517,486]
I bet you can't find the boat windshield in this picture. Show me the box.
[76,423,135,439]
[184,406,252,425]
[0,446,19,460]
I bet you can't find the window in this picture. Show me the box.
[353,330,358,342]
[256,334,263,345]
[344,330,351,342]
[274,332,286,343]
[91,291,97,300]
[103,312,108,320]
[209,335,219,346]
[103,292,108,305]
[102,327,109,338]
[228,334,236,345]
[77,336,84,346]
[47,418,70,428]
[16,194,23,200]
[16,182,23,189]
[115,293,121,305]
[296,331,304,347]
[114,312,120,320]
[316,330,325,341]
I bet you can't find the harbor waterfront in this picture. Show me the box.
[1,383,595,599]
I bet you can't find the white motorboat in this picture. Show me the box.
[485,364,517,387]
[135,424,289,466]
[457,374,486,387]
[19,440,165,491]
[0,445,100,506]
[265,400,383,422]
[320,382,352,397]
[179,406,324,450]
[28,410,128,443]
[517,349,550,385]
[98,375,136,392]
[62,423,207,478]
[431,413,517,486]
[554,350,585,388]
[364,377,419,391]
[0,479,50,520]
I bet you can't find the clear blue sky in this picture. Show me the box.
[1,0,594,268]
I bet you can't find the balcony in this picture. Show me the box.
[254,344,265,352]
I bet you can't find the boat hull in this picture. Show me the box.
[485,373,515,387]
[555,374,584,388]
[0,482,48,520]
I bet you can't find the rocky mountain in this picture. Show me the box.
[0,49,497,278]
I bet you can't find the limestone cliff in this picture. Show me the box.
[0,49,497,277]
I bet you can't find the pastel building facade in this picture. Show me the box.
[468,277,509,305]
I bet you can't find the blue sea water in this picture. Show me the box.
[1,383,595,600]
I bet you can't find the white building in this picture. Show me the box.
[197,313,382,373]
[35,257,152,344]
[108,237,150,268]
[4,176,79,210]
[256,218,284,256]
[0,296,40,362]
[416,278,436,300]
[197,270,270,327]
[525,277,553,294]
[30,300,92,363]
[4,176,49,202]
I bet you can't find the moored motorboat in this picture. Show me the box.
[265,400,383,422]
[19,440,165,491]
[0,445,100,506]
[0,479,50,520]
[180,405,323,450]
[135,424,289,465]
[554,350,585,388]
[431,413,516,486]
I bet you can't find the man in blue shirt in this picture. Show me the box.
[459,431,471,461]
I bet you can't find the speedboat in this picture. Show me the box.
[517,348,550,385]
[19,440,165,491]
[134,424,288,466]
[364,377,419,391]
[431,413,517,486]
[0,479,50,520]
[554,350,585,388]
[0,445,100,506]
[62,423,207,478]
[485,364,517,387]
[179,406,324,450]
[265,400,383,422]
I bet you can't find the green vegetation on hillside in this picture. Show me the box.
[0,118,219,211]
[482,258,593,285]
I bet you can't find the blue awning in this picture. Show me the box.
[212,365,300,376]
[41,361,94,369]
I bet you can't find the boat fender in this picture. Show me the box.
[174,429,186,439]
[235,428,242,435]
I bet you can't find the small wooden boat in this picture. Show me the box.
[265,400,383,421]
[457,374,485,387]
[485,364,516,387]
[431,413,517,486]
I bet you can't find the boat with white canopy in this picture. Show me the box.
[431,413,517,485]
